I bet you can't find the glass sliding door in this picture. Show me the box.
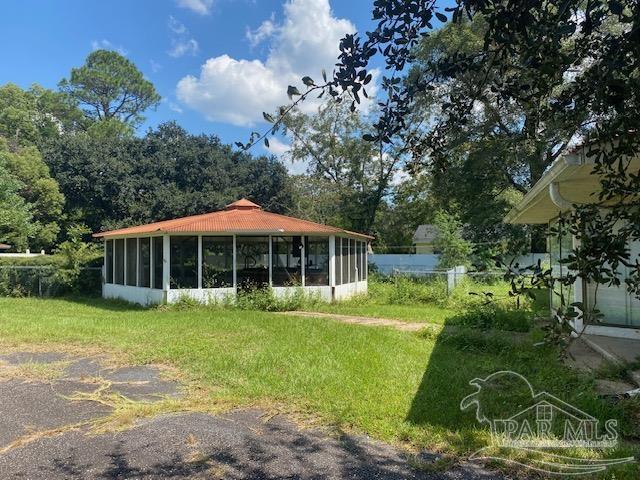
[272,236,303,286]
[305,236,329,286]
[341,238,349,284]
[125,238,137,286]
[152,237,163,289]
[202,236,233,288]
[114,239,124,285]
[138,237,151,288]
[586,238,640,327]
[236,236,269,288]
[548,219,573,312]
[170,236,198,289]
[630,239,640,327]
[105,240,113,284]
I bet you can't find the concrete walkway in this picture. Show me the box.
[283,311,427,332]
[582,335,640,364]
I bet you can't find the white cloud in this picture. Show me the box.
[176,0,213,15]
[282,159,310,176]
[246,13,276,47]
[168,15,187,34]
[261,136,308,175]
[177,0,371,127]
[91,39,128,56]
[177,55,282,125]
[168,38,199,57]
[150,59,162,73]
[166,15,199,58]
[264,136,290,156]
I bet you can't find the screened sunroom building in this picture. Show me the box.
[94,199,372,306]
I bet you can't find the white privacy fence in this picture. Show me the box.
[369,253,549,274]
[369,254,440,275]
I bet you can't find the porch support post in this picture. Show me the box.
[136,238,140,287]
[268,235,273,287]
[329,236,336,287]
[103,240,107,285]
[112,239,116,285]
[232,235,237,292]
[149,236,154,289]
[301,236,305,287]
[365,241,368,280]
[162,235,170,295]
[197,235,203,289]
[123,238,127,286]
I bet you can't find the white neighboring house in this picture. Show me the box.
[505,145,640,340]
[413,224,440,254]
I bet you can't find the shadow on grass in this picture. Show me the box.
[404,322,513,453]
[404,315,639,477]
[60,294,148,312]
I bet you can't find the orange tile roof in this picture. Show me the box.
[93,199,373,240]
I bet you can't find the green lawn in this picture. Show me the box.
[0,296,636,477]
[297,277,545,325]
[301,302,456,323]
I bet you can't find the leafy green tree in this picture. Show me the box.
[433,210,472,269]
[402,15,594,253]
[53,223,102,293]
[0,157,33,250]
[371,173,437,250]
[0,83,82,146]
[0,84,72,250]
[86,117,135,140]
[275,101,401,233]
[289,0,640,347]
[0,139,65,249]
[287,174,351,228]
[43,122,292,233]
[410,15,585,185]
[59,50,160,131]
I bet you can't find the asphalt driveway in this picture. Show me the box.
[0,351,502,479]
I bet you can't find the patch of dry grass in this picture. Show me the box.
[0,360,69,382]
[0,421,90,454]
[64,376,231,434]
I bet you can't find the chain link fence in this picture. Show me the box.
[389,267,506,295]
[0,265,102,297]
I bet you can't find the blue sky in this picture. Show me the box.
[0,0,380,150]
[0,0,452,161]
